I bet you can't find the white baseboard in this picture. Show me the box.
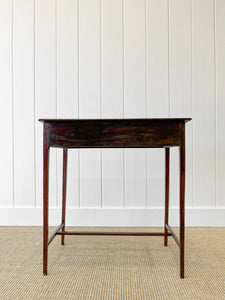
[0,207,225,226]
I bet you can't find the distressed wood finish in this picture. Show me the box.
[40,118,191,278]
[39,118,190,148]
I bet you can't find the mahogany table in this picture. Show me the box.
[39,118,191,278]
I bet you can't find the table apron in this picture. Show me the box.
[45,121,183,148]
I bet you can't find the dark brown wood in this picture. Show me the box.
[164,148,170,246]
[165,223,180,247]
[56,231,172,236]
[180,124,185,278]
[48,222,65,245]
[39,119,191,149]
[40,118,191,278]
[61,149,68,245]
[43,124,49,276]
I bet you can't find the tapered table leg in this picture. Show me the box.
[180,126,185,279]
[164,148,170,246]
[43,128,49,276]
[61,148,68,245]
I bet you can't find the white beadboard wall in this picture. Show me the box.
[0,0,225,226]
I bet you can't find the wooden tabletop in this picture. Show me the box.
[39,118,192,123]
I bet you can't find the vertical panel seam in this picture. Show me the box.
[77,0,80,208]
[167,0,171,117]
[100,0,103,208]
[167,0,171,211]
[145,0,148,208]
[34,0,37,208]
[190,0,194,208]
[122,0,125,208]
[214,0,217,207]
[122,0,125,119]
[12,0,15,208]
[55,0,58,208]
[145,0,148,117]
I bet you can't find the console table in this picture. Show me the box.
[39,118,191,278]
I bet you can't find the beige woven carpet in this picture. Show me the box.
[0,227,224,299]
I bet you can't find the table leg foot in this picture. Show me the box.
[180,268,184,279]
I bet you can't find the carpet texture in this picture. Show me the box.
[0,227,224,299]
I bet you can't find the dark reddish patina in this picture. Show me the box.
[39,118,191,278]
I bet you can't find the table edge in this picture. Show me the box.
[39,118,192,123]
